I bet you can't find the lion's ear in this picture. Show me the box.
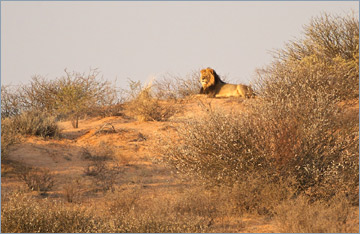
[206,68,214,74]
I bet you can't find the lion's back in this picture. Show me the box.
[216,84,240,97]
[215,83,254,98]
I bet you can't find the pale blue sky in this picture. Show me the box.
[1,1,358,88]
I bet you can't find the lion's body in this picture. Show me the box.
[199,68,254,98]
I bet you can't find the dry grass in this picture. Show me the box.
[1,186,215,233]
[106,186,213,233]
[275,194,359,233]
[1,192,108,233]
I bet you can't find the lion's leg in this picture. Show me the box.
[236,86,245,98]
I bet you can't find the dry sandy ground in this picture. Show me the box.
[1,97,292,232]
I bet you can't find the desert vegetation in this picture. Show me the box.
[1,12,359,233]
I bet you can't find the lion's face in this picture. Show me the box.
[200,68,215,89]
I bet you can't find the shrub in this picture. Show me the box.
[152,70,202,100]
[1,110,60,160]
[162,92,358,202]
[82,142,115,162]
[53,69,117,128]
[63,178,86,203]
[160,102,288,185]
[82,143,122,192]
[18,69,118,128]
[1,85,23,118]
[10,110,61,138]
[20,76,58,113]
[254,12,359,202]
[257,12,359,102]
[1,118,18,159]
[124,80,178,121]
[18,167,55,195]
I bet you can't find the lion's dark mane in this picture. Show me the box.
[199,69,225,97]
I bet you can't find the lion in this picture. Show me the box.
[199,68,255,98]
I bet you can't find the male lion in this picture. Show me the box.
[199,68,254,98]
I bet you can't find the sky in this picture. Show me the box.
[1,1,359,88]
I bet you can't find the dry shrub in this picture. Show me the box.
[258,12,359,102]
[124,80,178,121]
[84,163,119,193]
[254,12,359,203]
[152,70,202,100]
[84,161,108,177]
[82,141,115,162]
[162,94,358,203]
[54,69,117,128]
[1,192,108,233]
[82,139,130,164]
[18,167,55,195]
[160,107,273,186]
[1,118,19,159]
[275,194,359,233]
[229,175,295,216]
[1,85,23,118]
[6,110,61,138]
[3,69,118,128]
[63,178,85,203]
[161,11,358,200]
[82,142,123,192]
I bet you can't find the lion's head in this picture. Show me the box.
[200,68,224,90]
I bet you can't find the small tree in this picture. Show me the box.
[20,76,58,113]
[53,69,116,128]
